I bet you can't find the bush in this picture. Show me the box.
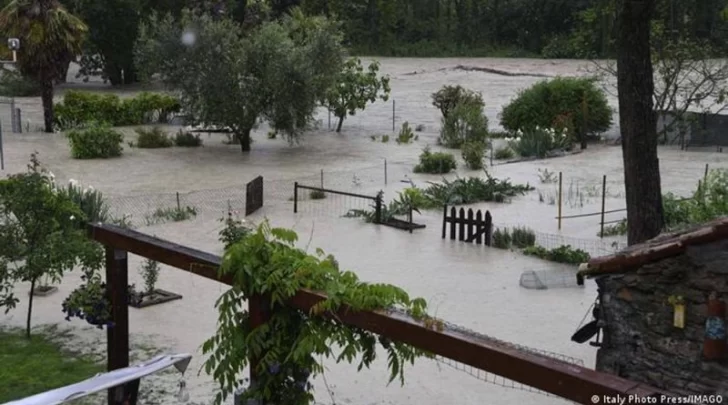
[174,130,203,147]
[135,127,173,148]
[523,245,590,265]
[439,102,488,148]
[507,127,572,158]
[494,146,514,160]
[461,141,486,170]
[500,77,612,147]
[510,226,536,248]
[66,123,124,159]
[488,131,510,139]
[54,90,181,130]
[418,174,533,206]
[396,122,417,144]
[431,85,484,119]
[0,69,40,97]
[492,228,511,249]
[309,190,326,199]
[413,146,457,174]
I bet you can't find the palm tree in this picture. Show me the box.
[0,0,87,133]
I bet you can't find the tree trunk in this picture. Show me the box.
[26,277,36,339]
[616,0,664,245]
[40,77,55,133]
[239,127,252,152]
[336,116,345,132]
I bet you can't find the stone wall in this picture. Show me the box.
[595,239,728,396]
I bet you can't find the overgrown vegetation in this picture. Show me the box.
[431,85,484,120]
[492,227,536,249]
[523,245,590,265]
[174,129,203,147]
[202,221,433,405]
[0,327,103,403]
[598,169,728,237]
[494,146,514,160]
[309,189,327,200]
[135,127,173,148]
[500,77,611,149]
[219,209,251,251]
[0,69,40,97]
[145,205,197,226]
[139,259,160,295]
[461,141,487,170]
[439,102,489,149]
[54,90,180,130]
[413,146,457,174]
[418,174,533,207]
[396,122,417,144]
[66,123,124,159]
[506,127,573,158]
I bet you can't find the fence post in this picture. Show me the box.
[408,204,413,234]
[490,142,494,167]
[248,294,271,390]
[328,109,331,131]
[293,182,298,213]
[106,247,137,405]
[600,175,607,238]
[705,163,710,183]
[384,159,388,185]
[557,172,563,230]
[0,121,4,171]
[176,192,181,211]
[442,205,447,239]
[320,169,324,188]
[10,98,15,133]
[375,192,383,224]
[15,108,22,133]
[392,100,395,132]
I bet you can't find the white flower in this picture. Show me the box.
[69,179,78,187]
[70,215,75,220]
[48,171,55,180]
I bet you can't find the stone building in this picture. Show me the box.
[576,218,728,397]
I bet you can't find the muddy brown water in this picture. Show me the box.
[1,59,725,404]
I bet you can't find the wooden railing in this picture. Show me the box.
[88,223,671,405]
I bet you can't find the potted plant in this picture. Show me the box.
[128,258,182,309]
[61,269,137,328]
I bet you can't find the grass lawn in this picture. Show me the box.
[0,327,103,403]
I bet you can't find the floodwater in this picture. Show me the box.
[1,59,727,405]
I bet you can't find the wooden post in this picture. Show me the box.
[320,169,324,188]
[375,192,383,224]
[384,159,388,185]
[705,163,710,183]
[176,192,181,211]
[557,172,563,230]
[392,100,396,132]
[293,182,298,213]
[408,204,413,234]
[485,211,493,246]
[106,247,135,405]
[442,205,448,239]
[600,175,607,238]
[248,294,271,389]
[490,142,494,167]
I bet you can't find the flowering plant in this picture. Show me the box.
[505,126,573,158]
[218,209,251,250]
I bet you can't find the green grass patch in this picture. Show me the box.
[0,327,103,403]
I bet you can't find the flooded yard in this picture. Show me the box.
[1,58,725,404]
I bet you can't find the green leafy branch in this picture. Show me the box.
[202,220,431,405]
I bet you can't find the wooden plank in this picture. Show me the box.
[466,209,474,243]
[475,211,483,244]
[458,208,466,241]
[449,207,456,240]
[442,205,448,239]
[88,223,672,404]
[485,211,493,246]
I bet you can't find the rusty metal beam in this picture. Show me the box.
[87,223,671,404]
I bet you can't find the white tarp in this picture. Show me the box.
[3,353,192,405]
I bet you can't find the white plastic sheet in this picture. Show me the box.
[3,353,192,405]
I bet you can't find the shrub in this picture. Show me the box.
[174,130,203,147]
[500,77,612,148]
[218,210,251,250]
[439,102,488,148]
[492,228,511,249]
[461,141,486,170]
[418,174,533,206]
[494,146,514,160]
[66,123,124,159]
[523,245,590,265]
[507,127,572,158]
[145,206,197,225]
[310,190,326,199]
[489,131,510,139]
[431,85,484,119]
[413,146,457,174]
[396,122,417,144]
[135,127,173,148]
[0,70,40,97]
[510,226,536,248]
[139,258,160,295]
[54,90,181,130]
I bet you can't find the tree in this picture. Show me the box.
[0,153,102,338]
[616,0,664,245]
[135,9,343,152]
[325,58,390,133]
[0,0,86,133]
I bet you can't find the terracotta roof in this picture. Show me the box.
[577,217,728,282]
